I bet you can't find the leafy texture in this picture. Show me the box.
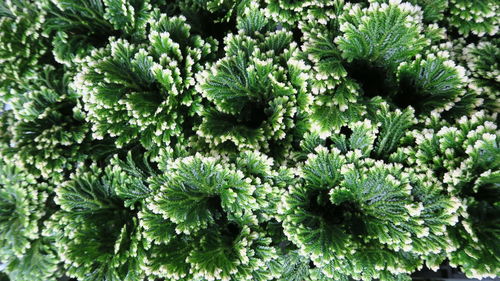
[75,12,217,150]
[397,111,499,278]
[0,159,60,281]
[143,153,278,280]
[197,4,309,155]
[449,0,499,37]
[49,157,150,281]
[0,0,50,101]
[38,0,152,66]
[463,40,500,115]
[0,160,45,259]
[302,0,473,135]
[280,116,460,280]
[265,0,339,25]
[5,66,92,181]
[0,0,498,280]
[370,0,448,22]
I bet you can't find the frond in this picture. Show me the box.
[265,0,340,25]
[336,1,428,69]
[408,0,448,22]
[143,154,277,280]
[0,0,49,100]
[51,160,149,281]
[0,160,46,258]
[7,66,90,181]
[301,102,415,161]
[463,40,500,115]
[281,145,461,280]
[0,159,60,281]
[197,5,310,155]
[149,155,259,233]
[395,54,469,116]
[38,0,152,65]
[399,111,500,278]
[2,238,60,281]
[449,0,499,37]
[371,104,415,158]
[302,1,471,134]
[76,13,217,151]
[370,0,448,22]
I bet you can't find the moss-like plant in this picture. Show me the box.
[0,159,60,281]
[280,114,460,280]
[38,0,153,66]
[449,0,499,37]
[75,12,217,151]
[6,66,91,181]
[197,4,309,155]
[0,0,50,101]
[49,155,151,281]
[302,0,472,136]
[0,0,498,280]
[463,40,500,115]
[142,152,279,280]
[396,111,499,278]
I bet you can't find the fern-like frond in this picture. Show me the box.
[143,153,278,280]
[398,111,499,278]
[76,13,217,151]
[51,160,149,281]
[449,0,499,37]
[0,0,49,100]
[197,5,310,155]
[38,0,152,65]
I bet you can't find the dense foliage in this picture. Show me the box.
[0,0,498,280]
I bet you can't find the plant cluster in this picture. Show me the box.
[0,0,498,281]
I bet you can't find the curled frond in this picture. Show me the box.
[76,13,217,151]
[395,54,468,116]
[143,154,277,280]
[1,238,60,281]
[449,0,499,37]
[301,103,415,161]
[369,0,448,22]
[265,0,339,25]
[38,0,152,65]
[281,149,419,280]
[50,158,150,281]
[463,40,500,115]
[197,6,310,155]
[303,1,472,134]
[336,1,428,69]
[0,159,60,280]
[0,160,46,259]
[399,111,499,278]
[283,132,460,280]
[0,0,49,100]
[149,155,259,233]
[7,66,92,181]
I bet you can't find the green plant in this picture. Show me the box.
[0,159,60,281]
[0,0,49,101]
[75,12,217,151]
[0,0,498,280]
[197,4,309,156]
[395,111,499,278]
[49,155,150,280]
[302,1,473,135]
[280,113,460,280]
[449,0,499,37]
[142,152,281,280]
[463,40,500,115]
